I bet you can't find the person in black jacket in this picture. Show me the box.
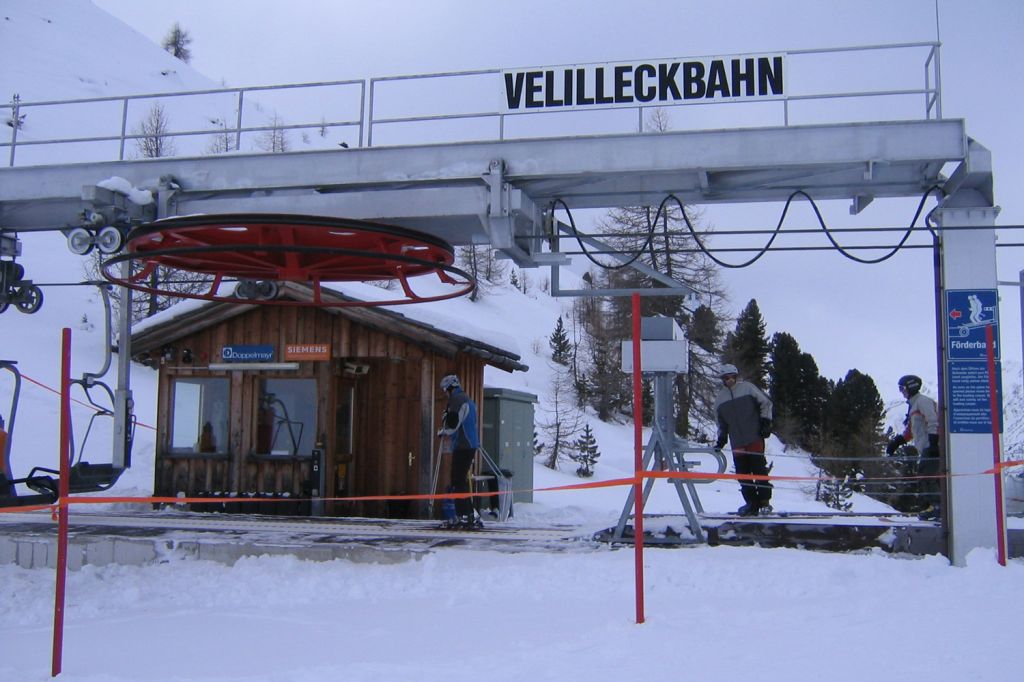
[713,363,774,516]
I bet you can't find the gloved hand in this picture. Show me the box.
[886,435,906,456]
[759,418,772,439]
[922,433,940,459]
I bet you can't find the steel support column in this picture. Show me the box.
[933,173,1002,565]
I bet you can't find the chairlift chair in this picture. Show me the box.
[1,359,129,507]
[0,287,134,507]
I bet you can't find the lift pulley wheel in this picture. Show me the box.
[100,214,476,307]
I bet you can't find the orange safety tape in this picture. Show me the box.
[985,460,1024,474]
[19,372,156,431]
[0,503,58,514]
[2,462,1017,515]
[0,480,638,513]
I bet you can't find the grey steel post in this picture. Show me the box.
[113,259,133,471]
[118,98,129,161]
[7,95,18,167]
[235,91,245,151]
[932,140,1000,565]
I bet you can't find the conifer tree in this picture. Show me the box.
[574,200,726,432]
[549,316,572,366]
[570,423,601,477]
[816,474,854,511]
[767,331,831,449]
[723,299,770,389]
[162,22,193,63]
[585,330,628,421]
[538,362,583,469]
[819,369,884,481]
[679,303,724,436]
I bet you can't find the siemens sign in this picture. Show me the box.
[502,55,784,112]
[221,345,275,362]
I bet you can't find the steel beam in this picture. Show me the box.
[1,119,967,246]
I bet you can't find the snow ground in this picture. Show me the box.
[2,543,1021,682]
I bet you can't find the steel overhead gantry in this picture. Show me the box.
[0,118,968,305]
[0,118,965,254]
[0,116,1004,564]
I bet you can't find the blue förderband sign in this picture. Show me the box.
[944,289,1001,434]
[945,289,999,361]
[947,361,1003,434]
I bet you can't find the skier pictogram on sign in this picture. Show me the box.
[945,289,999,359]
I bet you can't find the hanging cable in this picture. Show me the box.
[670,185,947,268]
[550,198,656,270]
[817,185,945,263]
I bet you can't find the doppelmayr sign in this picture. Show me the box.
[502,54,784,111]
[221,345,274,362]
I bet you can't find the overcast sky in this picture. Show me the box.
[91,0,1024,395]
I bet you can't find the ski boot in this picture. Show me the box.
[736,503,757,517]
[756,504,774,516]
[457,514,484,530]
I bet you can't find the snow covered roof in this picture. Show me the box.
[128,281,528,373]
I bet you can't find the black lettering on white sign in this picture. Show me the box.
[502,55,784,112]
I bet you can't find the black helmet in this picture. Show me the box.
[897,374,922,395]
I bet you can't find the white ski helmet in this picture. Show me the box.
[440,374,461,391]
[718,363,739,378]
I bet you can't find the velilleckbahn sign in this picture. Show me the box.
[502,55,785,111]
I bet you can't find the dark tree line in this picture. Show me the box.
[723,300,888,500]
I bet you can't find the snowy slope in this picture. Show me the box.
[0,0,217,101]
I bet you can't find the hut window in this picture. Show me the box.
[170,377,229,454]
[256,379,317,456]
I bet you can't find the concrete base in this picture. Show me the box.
[0,522,423,570]
[0,509,583,569]
[597,514,1024,559]
[3,510,1019,569]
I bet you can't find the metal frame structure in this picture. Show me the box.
[611,317,726,543]
[2,42,942,165]
[612,371,727,544]
[0,43,1007,564]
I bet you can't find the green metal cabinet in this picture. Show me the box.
[482,387,537,503]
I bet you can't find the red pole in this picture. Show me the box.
[51,328,71,677]
[631,293,645,624]
[984,325,1007,566]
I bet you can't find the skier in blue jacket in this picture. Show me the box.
[438,374,482,529]
[713,363,774,516]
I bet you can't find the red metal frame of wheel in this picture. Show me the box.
[100,214,476,307]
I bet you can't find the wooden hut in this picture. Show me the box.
[129,283,527,519]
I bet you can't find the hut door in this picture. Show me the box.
[333,379,356,505]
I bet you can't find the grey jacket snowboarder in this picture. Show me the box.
[713,364,774,516]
